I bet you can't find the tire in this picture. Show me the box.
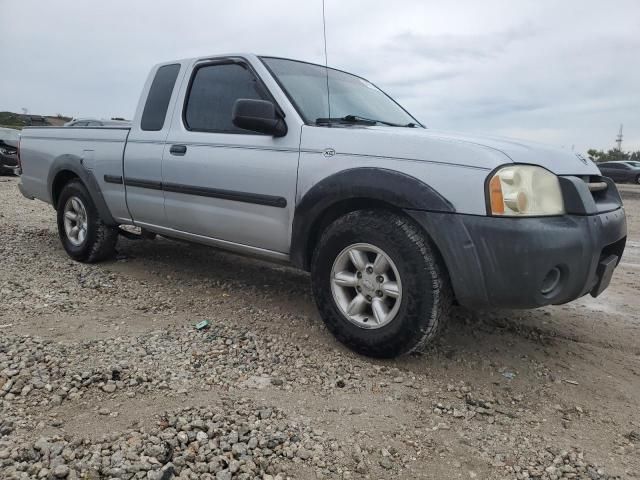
[311,209,452,358]
[56,180,118,262]
[636,175,640,185]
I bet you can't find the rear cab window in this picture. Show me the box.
[141,64,181,131]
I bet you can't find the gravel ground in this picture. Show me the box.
[1,175,639,479]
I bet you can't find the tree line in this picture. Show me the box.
[587,149,640,163]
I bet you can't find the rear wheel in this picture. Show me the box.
[635,175,640,185]
[56,180,118,262]
[311,209,452,358]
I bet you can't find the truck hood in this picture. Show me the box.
[304,125,600,176]
[423,129,600,175]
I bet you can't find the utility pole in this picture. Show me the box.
[615,124,623,151]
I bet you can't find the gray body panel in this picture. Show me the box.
[297,125,503,216]
[19,127,130,221]
[160,138,299,253]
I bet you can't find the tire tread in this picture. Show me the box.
[311,209,452,357]
[57,180,118,263]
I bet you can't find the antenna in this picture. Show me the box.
[322,0,331,117]
[616,124,623,151]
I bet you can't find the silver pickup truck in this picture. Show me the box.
[18,53,627,357]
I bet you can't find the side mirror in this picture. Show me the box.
[232,99,287,137]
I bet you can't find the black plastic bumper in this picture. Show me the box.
[407,208,627,309]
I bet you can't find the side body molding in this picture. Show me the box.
[290,167,455,269]
[47,154,117,226]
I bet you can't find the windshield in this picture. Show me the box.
[261,57,420,127]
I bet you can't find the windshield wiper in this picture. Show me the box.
[315,115,415,127]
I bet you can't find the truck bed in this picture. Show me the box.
[19,126,131,220]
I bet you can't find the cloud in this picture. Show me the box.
[388,27,536,63]
[0,0,638,152]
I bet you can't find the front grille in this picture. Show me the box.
[577,175,620,210]
[587,181,607,192]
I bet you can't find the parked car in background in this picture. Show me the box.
[597,161,640,184]
[0,127,20,175]
[24,116,49,126]
[17,54,627,357]
[64,118,131,127]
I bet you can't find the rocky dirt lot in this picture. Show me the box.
[1,176,639,480]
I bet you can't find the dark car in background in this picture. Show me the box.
[0,127,20,175]
[597,161,640,184]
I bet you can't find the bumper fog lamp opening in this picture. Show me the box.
[541,267,561,295]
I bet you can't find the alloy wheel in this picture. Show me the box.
[330,243,402,329]
[63,196,88,246]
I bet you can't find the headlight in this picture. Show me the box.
[487,165,564,216]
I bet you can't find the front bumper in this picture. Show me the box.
[408,208,627,309]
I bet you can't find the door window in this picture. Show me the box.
[184,62,269,134]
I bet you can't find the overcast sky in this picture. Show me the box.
[1,0,638,153]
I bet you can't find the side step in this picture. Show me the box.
[118,227,156,241]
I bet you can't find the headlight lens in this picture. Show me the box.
[488,165,564,216]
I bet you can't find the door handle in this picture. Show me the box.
[169,144,187,156]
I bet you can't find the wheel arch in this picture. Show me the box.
[290,167,455,270]
[51,169,80,207]
[47,154,117,226]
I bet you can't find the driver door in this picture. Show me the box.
[161,59,300,254]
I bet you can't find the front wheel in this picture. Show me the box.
[635,175,640,185]
[56,180,118,262]
[311,210,452,358]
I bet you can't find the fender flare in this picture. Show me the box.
[290,167,454,269]
[47,154,117,226]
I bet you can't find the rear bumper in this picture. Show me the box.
[408,208,627,309]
